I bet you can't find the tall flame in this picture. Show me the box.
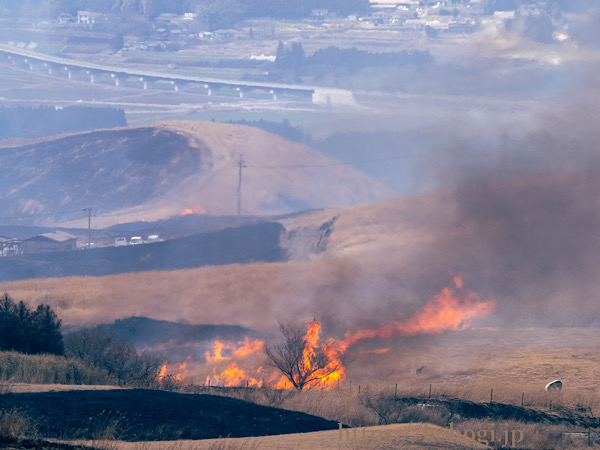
[158,276,495,391]
[157,356,192,383]
[205,337,265,387]
[212,362,261,387]
[205,338,264,364]
[273,275,495,390]
[340,274,495,348]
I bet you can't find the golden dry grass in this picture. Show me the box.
[0,253,410,331]
[73,423,489,449]
[58,121,394,227]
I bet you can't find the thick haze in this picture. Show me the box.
[1,1,600,356]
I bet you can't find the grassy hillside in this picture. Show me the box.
[0,121,393,228]
[4,165,600,331]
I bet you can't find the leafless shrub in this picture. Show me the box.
[65,327,163,387]
[264,320,342,391]
[260,386,296,407]
[160,374,182,391]
[359,393,401,425]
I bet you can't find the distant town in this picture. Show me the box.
[5,1,565,57]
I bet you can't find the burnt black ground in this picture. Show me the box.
[396,396,600,428]
[0,389,341,441]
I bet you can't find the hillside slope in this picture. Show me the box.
[0,121,394,227]
[4,167,600,331]
[280,166,600,328]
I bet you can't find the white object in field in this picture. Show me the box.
[545,380,562,391]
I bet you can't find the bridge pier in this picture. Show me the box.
[0,47,320,105]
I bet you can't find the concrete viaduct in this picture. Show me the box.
[0,44,355,106]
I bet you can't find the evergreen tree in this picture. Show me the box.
[0,294,63,356]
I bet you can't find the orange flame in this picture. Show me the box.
[360,348,390,355]
[271,275,495,390]
[205,338,264,363]
[212,362,261,387]
[166,276,495,392]
[180,204,206,216]
[204,338,265,387]
[157,364,167,381]
[340,275,496,348]
[233,337,265,358]
[205,341,226,363]
[157,357,192,383]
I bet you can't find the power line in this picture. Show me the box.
[248,155,405,169]
[0,208,88,222]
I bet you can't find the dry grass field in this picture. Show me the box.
[92,423,490,449]
[3,165,600,448]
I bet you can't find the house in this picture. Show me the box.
[77,11,105,25]
[0,236,22,257]
[23,231,77,254]
[312,9,329,19]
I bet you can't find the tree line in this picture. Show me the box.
[1,0,369,21]
[0,294,63,355]
[0,106,127,140]
[272,42,433,81]
[0,291,340,391]
[0,293,161,386]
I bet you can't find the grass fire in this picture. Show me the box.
[158,276,495,391]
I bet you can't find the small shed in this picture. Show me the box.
[23,231,77,254]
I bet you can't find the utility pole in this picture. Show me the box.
[237,154,246,218]
[83,207,91,249]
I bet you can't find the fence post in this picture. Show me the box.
[490,388,493,403]
[549,400,552,411]
[521,392,524,407]
[395,383,397,399]
[429,384,432,399]
[358,385,361,394]
[588,430,591,446]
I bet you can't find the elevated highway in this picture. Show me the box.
[0,44,355,106]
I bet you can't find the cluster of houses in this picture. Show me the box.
[0,231,164,257]
[359,0,556,35]
[0,231,77,257]
[52,0,561,51]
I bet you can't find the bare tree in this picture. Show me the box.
[264,320,342,391]
[65,327,163,387]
